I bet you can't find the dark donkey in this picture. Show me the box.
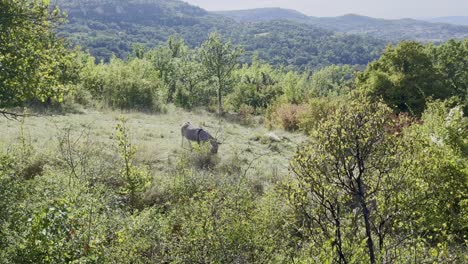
[181,122,221,154]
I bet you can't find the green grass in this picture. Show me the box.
[0,106,306,178]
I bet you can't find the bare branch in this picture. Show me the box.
[0,109,34,120]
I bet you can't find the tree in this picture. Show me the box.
[287,98,414,263]
[148,36,188,103]
[200,32,242,115]
[357,41,446,115]
[175,52,207,109]
[309,64,355,97]
[0,0,74,114]
[429,40,468,108]
[227,57,281,111]
[403,100,467,247]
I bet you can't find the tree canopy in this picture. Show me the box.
[357,40,468,115]
[0,0,76,110]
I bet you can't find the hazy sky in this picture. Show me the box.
[183,0,467,19]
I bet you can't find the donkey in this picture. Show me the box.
[181,122,221,154]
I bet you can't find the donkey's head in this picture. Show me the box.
[181,122,191,134]
[209,139,222,154]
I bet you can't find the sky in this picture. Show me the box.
[183,0,468,19]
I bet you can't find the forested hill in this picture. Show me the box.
[219,9,468,42]
[56,0,385,69]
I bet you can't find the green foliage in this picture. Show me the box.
[2,2,468,261]
[0,152,28,261]
[200,32,243,114]
[403,100,467,246]
[287,98,417,263]
[0,0,76,108]
[13,199,77,263]
[163,188,254,262]
[146,36,188,103]
[279,71,310,104]
[357,40,467,115]
[238,21,385,70]
[174,55,210,109]
[79,56,165,111]
[145,151,290,263]
[228,60,354,115]
[429,39,468,109]
[299,96,347,133]
[143,36,212,109]
[115,118,151,210]
[309,64,355,97]
[227,59,282,112]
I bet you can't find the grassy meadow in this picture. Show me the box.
[0,106,305,181]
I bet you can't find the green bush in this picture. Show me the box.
[299,96,346,134]
[80,56,165,112]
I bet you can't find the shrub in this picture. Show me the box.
[115,118,151,210]
[180,143,219,171]
[80,56,165,112]
[237,104,256,125]
[299,96,346,134]
[266,102,307,131]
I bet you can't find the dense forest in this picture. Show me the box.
[0,0,467,263]
[56,0,386,68]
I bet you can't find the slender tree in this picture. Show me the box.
[200,32,242,115]
[288,98,412,263]
[149,36,188,103]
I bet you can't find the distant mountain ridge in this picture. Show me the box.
[218,8,468,42]
[426,16,468,26]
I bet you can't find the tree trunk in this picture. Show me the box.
[334,204,348,264]
[217,85,223,115]
[357,178,376,264]
[167,82,176,103]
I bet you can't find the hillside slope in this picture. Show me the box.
[57,0,385,69]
